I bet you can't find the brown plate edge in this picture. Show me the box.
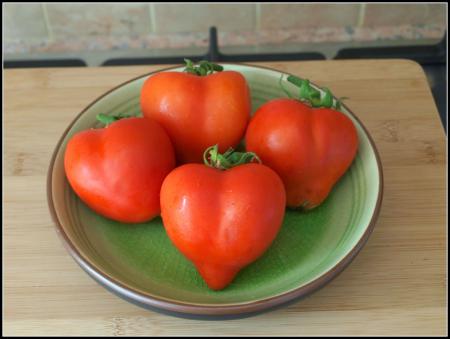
[46,62,384,316]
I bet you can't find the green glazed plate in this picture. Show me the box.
[47,64,383,318]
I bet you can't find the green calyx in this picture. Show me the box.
[279,74,348,110]
[184,58,224,76]
[203,144,261,170]
[96,113,136,127]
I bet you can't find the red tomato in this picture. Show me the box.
[246,98,358,209]
[64,117,175,223]
[140,70,251,163]
[160,162,286,290]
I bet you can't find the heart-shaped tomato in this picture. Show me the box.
[140,63,251,164]
[160,159,286,290]
[246,98,358,209]
[64,117,175,223]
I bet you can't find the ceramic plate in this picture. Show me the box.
[47,64,383,319]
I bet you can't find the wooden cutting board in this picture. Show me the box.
[4,60,447,336]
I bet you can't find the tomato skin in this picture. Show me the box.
[245,98,358,209]
[141,71,251,164]
[64,117,175,223]
[160,163,286,290]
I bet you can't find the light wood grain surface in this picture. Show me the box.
[4,60,447,336]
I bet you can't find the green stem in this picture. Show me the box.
[184,58,223,76]
[203,144,261,170]
[281,74,348,111]
[96,113,136,127]
[279,75,293,99]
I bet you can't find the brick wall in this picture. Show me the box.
[4,3,447,56]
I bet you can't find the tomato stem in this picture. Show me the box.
[203,144,261,170]
[184,59,223,76]
[280,74,348,111]
[96,113,135,127]
[279,75,293,99]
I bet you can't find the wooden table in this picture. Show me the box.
[4,60,447,336]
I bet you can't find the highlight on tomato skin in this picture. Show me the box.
[140,60,251,164]
[64,115,176,224]
[160,146,286,290]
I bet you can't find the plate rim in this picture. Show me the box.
[47,62,384,316]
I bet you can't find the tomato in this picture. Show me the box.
[160,146,286,290]
[64,117,175,223]
[246,98,358,209]
[140,60,251,164]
